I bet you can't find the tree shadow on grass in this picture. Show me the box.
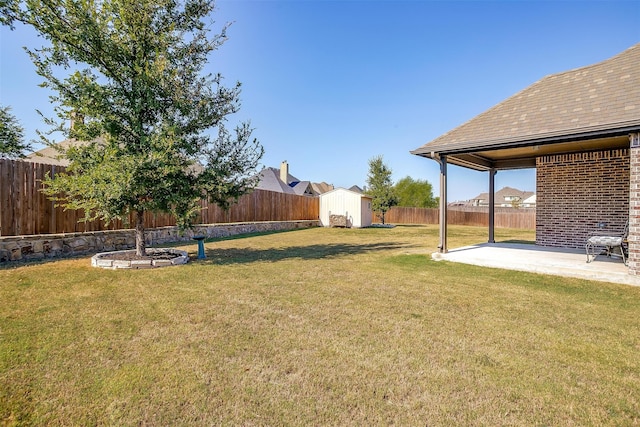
[198,242,414,265]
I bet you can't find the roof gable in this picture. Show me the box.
[291,180,314,196]
[255,168,296,194]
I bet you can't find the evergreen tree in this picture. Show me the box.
[366,155,397,224]
[0,105,30,158]
[9,0,263,256]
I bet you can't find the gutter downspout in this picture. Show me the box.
[433,153,448,253]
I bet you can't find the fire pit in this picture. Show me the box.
[91,248,189,269]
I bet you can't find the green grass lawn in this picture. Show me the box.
[1,225,639,425]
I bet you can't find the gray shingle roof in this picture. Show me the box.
[412,44,640,157]
[291,181,314,196]
[254,167,338,196]
[254,167,298,194]
[311,182,334,195]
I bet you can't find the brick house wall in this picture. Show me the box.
[536,149,629,249]
[628,143,640,274]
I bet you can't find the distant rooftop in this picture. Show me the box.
[254,162,334,196]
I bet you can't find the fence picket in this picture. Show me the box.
[0,159,322,237]
[0,160,13,236]
[383,206,535,229]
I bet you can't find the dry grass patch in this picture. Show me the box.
[1,225,639,425]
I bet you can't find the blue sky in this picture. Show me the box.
[1,0,639,201]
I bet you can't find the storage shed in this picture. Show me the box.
[319,188,373,228]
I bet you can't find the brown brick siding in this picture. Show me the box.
[536,149,629,249]
[628,145,640,274]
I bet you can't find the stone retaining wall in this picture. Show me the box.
[0,220,319,263]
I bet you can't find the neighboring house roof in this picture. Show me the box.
[290,180,315,196]
[495,187,534,204]
[497,187,533,202]
[348,185,364,194]
[24,139,88,166]
[24,137,204,173]
[412,44,640,170]
[254,164,340,196]
[254,167,297,194]
[468,186,535,206]
[470,192,489,203]
[311,181,334,195]
[28,144,340,198]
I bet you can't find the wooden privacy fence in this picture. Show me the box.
[1,158,534,236]
[383,206,535,229]
[0,159,319,237]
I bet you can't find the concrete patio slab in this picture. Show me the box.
[432,243,640,287]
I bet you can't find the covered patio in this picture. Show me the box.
[412,44,640,278]
[432,243,639,286]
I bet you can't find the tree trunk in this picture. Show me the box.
[135,209,146,256]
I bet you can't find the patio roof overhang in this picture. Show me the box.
[411,44,640,172]
[410,122,640,172]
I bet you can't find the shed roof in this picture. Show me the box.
[320,187,372,199]
[412,44,640,171]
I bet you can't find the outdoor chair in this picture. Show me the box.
[585,220,629,265]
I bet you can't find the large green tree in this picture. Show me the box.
[8,0,263,255]
[0,105,30,158]
[0,0,18,27]
[366,155,397,224]
[394,176,438,208]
